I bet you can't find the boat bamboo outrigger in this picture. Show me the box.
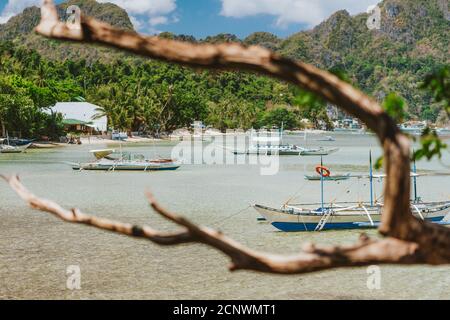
[304,166,350,181]
[254,152,450,231]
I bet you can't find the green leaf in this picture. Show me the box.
[413,127,447,161]
[374,156,383,170]
[382,93,406,122]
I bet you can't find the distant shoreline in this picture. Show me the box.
[25,128,374,148]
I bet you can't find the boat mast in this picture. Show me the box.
[369,150,374,206]
[412,150,418,203]
[280,121,284,144]
[320,156,324,213]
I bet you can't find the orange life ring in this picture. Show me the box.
[315,165,331,177]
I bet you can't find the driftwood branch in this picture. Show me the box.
[2,175,434,274]
[3,0,449,274]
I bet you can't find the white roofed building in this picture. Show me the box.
[48,102,107,133]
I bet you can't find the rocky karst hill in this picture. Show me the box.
[0,0,133,40]
[0,0,448,118]
[0,0,133,62]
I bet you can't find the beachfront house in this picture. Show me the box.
[48,102,107,134]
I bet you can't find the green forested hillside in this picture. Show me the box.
[280,0,449,120]
[0,0,448,138]
[0,40,299,137]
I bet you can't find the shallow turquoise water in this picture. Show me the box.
[0,133,449,299]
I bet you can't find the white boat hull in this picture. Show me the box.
[254,202,450,231]
[73,159,180,171]
[299,147,339,156]
[233,146,338,156]
[0,143,31,153]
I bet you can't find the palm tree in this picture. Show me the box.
[33,62,50,87]
[91,85,120,130]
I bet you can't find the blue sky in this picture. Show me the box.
[0,0,378,39]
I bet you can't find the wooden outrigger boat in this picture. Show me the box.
[72,149,181,171]
[233,144,338,156]
[299,147,338,156]
[6,138,35,146]
[0,143,31,153]
[0,132,31,153]
[254,153,450,231]
[233,126,339,156]
[304,173,351,181]
[254,201,450,231]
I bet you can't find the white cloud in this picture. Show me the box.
[129,15,143,30]
[0,14,13,24]
[98,0,176,16]
[0,0,41,24]
[149,16,168,26]
[220,0,380,28]
[98,0,177,32]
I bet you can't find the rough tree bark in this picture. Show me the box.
[3,0,449,274]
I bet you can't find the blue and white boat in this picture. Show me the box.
[254,153,450,232]
[112,131,128,141]
[254,201,450,232]
[0,133,31,153]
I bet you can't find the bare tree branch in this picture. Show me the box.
[3,0,448,274]
[1,175,194,246]
[34,0,415,238]
[3,175,437,274]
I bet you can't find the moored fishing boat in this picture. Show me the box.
[299,147,338,156]
[234,144,335,156]
[233,126,339,156]
[72,149,181,171]
[0,131,32,153]
[7,138,35,146]
[304,173,350,181]
[254,201,450,231]
[304,165,350,181]
[0,143,31,153]
[255,153,450,231]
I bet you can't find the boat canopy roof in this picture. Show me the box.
[252,136,281,143]
[90,149,115,159]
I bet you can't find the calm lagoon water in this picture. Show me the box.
[1,133,449,299]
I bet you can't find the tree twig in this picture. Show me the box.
[3,175,434,274]
[1,175,193,245]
